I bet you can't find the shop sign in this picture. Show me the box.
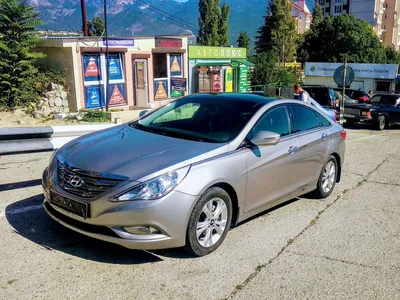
[171,90,184,98]
[154,79,169,100]
[171,77,187,91]
[103,38,134,47]
[238,67,249,93]
[109,84,126,105]
[85,85,104,108]
[170,55,182,76]
[83,55,102,82]
[189,46,246,59]
[305,62,398,79]
[155,38,182,48]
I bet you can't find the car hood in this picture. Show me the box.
[56,125,226,180]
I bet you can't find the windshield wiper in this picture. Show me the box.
[130,123,151,132]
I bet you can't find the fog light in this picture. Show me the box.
[123,226,161,235]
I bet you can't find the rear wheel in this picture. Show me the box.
[313,156,338,199]
[185,187,232,256]
[375,115,386,131]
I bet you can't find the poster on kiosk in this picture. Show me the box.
[83,55,102,82]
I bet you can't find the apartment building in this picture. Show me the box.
[316,0,400,49]
[292,0,312,34]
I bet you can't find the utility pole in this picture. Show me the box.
[104,0,110,111]
[340,57,347,125]
[80,0,88,36]
[282,38,285,68]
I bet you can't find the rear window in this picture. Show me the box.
[290,105,321,133]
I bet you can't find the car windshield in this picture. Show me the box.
[131,95,263,143]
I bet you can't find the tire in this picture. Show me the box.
[185,187,232,256]
[312,156,338,199]
[346,119,355,127]
[375,115,386,131]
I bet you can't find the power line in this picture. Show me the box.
[135,0,199,30]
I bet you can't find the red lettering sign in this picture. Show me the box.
[155,38,182,48]
[109,85,126,105]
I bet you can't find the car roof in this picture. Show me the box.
[188,93,278,105]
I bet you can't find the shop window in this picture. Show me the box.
[197,66,223,93]
[153,53,168,78]
[375,80,391,92]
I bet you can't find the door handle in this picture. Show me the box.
[322,133,328,140]
[288,146,298,154]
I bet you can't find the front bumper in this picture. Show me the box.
[344,115,373,123]
[42,167,198,250]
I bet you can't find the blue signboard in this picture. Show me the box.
[108,55,123,80]
[154,79,169,100]
[83,55,102,82]
[169,55,182,76]
[171,77,187,91]
[85,85,104,109]
[103,38,134,47]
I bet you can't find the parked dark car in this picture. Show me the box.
[301,85,338,110]
[344,94,400,130]
[343,89,370,103]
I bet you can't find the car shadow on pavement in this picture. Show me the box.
[0,179,42,192]
[5,195,164,264]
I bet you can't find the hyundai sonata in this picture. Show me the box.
[42,93,346,256]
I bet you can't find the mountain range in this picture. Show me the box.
[31,0,315,47]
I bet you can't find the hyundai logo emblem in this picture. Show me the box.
[69,176,84,187]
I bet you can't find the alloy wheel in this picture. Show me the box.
[196,198,228,248]
[322,160,336,194]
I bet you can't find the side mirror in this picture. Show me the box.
[250,131,281,146]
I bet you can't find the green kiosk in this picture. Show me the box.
[188,46,253,95]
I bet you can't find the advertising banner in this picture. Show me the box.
[305,62,399,79]
[83,55,102,82]
[225,68,233,92]
[85,85,104,109]
[154,79,169,100]
[171,77,187,91]
[108,55,123,80]
[170,55,182,76]
[238,67,249,93]
[108,84,126,106]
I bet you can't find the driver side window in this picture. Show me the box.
[253,106,291,137]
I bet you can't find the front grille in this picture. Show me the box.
[344,108,361,116]
[57,160,123,198]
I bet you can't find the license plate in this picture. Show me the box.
[344,114,355,118]
[50,193,89,219]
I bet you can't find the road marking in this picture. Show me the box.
[347,135,377,143]
[0,204,42,219]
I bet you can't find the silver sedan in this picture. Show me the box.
[42,93,346,256]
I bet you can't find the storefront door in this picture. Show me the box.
[134,59,149,107]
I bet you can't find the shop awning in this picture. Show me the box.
[231,60,254,67]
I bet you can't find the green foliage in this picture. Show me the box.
[255,0,297,63]
[301,14,386,64]
[0,0,46,109]
[87,16,105,37]
[218,2,230,46]
[237,32,251,57]
[251,52,301,86]
[81,110,110,123]
[197,0,230,46]
[310,4,323,31]
[385,47,400,64]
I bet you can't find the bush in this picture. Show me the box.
[80,110,110,122]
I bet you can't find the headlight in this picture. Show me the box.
[113,166,190,201]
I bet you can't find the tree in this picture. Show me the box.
[218,2,230,46]
[385,47,400,64]
[255,0,297,63]
[87,16,105,37]
[310,4,323,31]
[302,14,386,63]
[237,32,251,57]
[198,0,230,46]
[0,0,45,109]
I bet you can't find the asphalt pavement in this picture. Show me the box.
[0,126,399,299]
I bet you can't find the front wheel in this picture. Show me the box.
[375,115,386,131]
[312,156,338,199]
[185,187,232,256]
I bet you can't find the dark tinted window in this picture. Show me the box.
[381,95,398,105]
[316,111,331,127]
[138,95,262,143]
[290,105,321,133]
[253,106,290,136]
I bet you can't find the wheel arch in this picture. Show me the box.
[209,182,240,228]
[330,152,342,183]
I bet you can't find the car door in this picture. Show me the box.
[244,105,300,213]
[380,95,400,124]
[288,104,330,189]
